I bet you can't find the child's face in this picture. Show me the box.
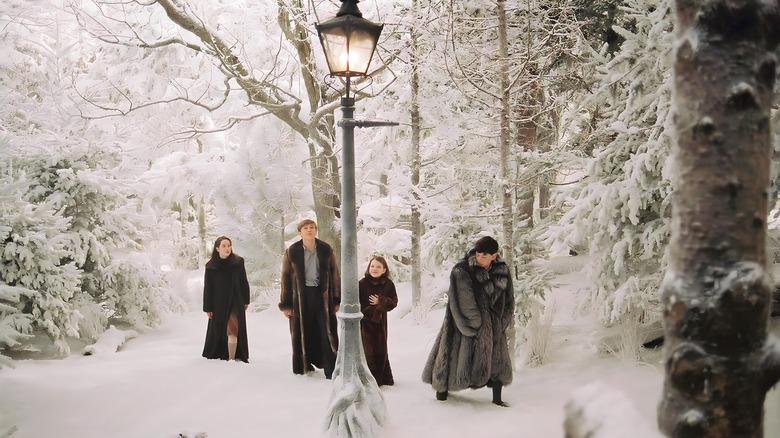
[216,239,232,259]
[368,259,386,278]
[475,252,497,269]
[299,224,317,239]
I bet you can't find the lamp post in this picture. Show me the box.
[316,1,397,437]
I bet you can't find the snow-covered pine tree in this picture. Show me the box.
[427,1,590,341]
[390,0,515,273]
[549,0,675,336]
[360,1,576,329]
[10,140,171,340]
[0,147,48,366]
[0,140,83,357]
[0,2,172,354]
[0,5,88,355]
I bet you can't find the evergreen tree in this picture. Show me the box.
[549,0,675,332]
[0,141,82,356]
[0,1,174,358]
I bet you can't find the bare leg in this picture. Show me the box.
[227,313,238,360]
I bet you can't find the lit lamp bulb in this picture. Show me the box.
[316,9,383,77]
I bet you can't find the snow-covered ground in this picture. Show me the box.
[1,259,778,437]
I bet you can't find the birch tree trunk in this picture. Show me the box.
[515,88,539,231]
[659,1,780,436]
[497,0,519,359]
[409,0,423,310]
[196,138,208,260]
[497,0,514,271]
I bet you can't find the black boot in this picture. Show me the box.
[436,391,448,401]
[492,384,508,407]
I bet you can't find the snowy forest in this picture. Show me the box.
[1,0,780,435]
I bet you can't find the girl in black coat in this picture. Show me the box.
[202,236,251,362]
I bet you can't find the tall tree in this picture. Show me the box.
[548,1,676,345]
[409,0,423,309]
[361,0,496,311]
[441,0,517,267]
[68,0,350,256]
[659,0,780,436]
[0,142,81,358]
[496,0,514,270]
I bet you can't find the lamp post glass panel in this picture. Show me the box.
[316,1,387,436]
[316,7,382,80]
[318,25,381,79]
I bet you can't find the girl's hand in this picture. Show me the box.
[206,312,213,319]
[244,304,249,311]
[369,294,379,305]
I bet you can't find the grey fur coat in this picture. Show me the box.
[422,252,514,392]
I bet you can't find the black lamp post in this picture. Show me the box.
[316,1,396,436]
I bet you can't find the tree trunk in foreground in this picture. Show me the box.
[659,1,780,437]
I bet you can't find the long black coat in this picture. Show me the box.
[422,252,514,392]
[279,239,340,374]
[359,275,398,386]
[202,254,250,362]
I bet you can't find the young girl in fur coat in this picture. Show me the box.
[359,256,398,386]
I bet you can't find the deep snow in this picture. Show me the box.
[0,259,778,438]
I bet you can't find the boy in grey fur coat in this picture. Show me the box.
[422,236,515,406]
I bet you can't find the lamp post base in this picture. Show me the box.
[325,310,386,437]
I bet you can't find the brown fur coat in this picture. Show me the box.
[279,239,340,374]
[422,252,514,392]
[359,275,398,385]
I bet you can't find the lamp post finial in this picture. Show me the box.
[337,0,363,18]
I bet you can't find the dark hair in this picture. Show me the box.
[474,236,499,255]
[364,255,391,279]
[297,219,317,232]
[211,236,232,260]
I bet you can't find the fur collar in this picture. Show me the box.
[205,253,243,270]
[460,254,510,300]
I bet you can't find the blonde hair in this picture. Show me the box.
[297,219,317,232]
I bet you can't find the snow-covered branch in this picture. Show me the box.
[82,325,139,356]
